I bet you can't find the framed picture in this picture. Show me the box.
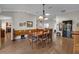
[19,22,27,26]
[19,23,24,26]
[27,21,33,27]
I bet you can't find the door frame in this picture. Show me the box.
[62,20,72,37]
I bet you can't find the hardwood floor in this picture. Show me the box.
[0,33,73,54]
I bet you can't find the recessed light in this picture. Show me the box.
[45,13,50,16]
[44,18,48,20]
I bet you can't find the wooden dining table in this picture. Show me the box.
[13,28,52,40]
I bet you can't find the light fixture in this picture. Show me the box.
[45,13,50,16]
[38,4,46,21]
[38,16,43,20]
[44,18,48,20]
[42,4,49,20]
[37,4,49,28]
[43,4,45,19]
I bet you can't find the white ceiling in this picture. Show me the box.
[0,4,42,16]
[0,4,79,16]
[0,4,79,21]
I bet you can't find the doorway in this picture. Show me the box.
[62,20,72,38]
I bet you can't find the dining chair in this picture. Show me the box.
[42,33,48,47]
[31,35,37,48]
[31,31,44,49]
[42,30,50,48]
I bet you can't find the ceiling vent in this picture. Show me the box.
[48,6,52,9]
[61,9,66,13]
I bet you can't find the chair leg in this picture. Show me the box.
[42,40,46,48]
[31,43,33,49]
